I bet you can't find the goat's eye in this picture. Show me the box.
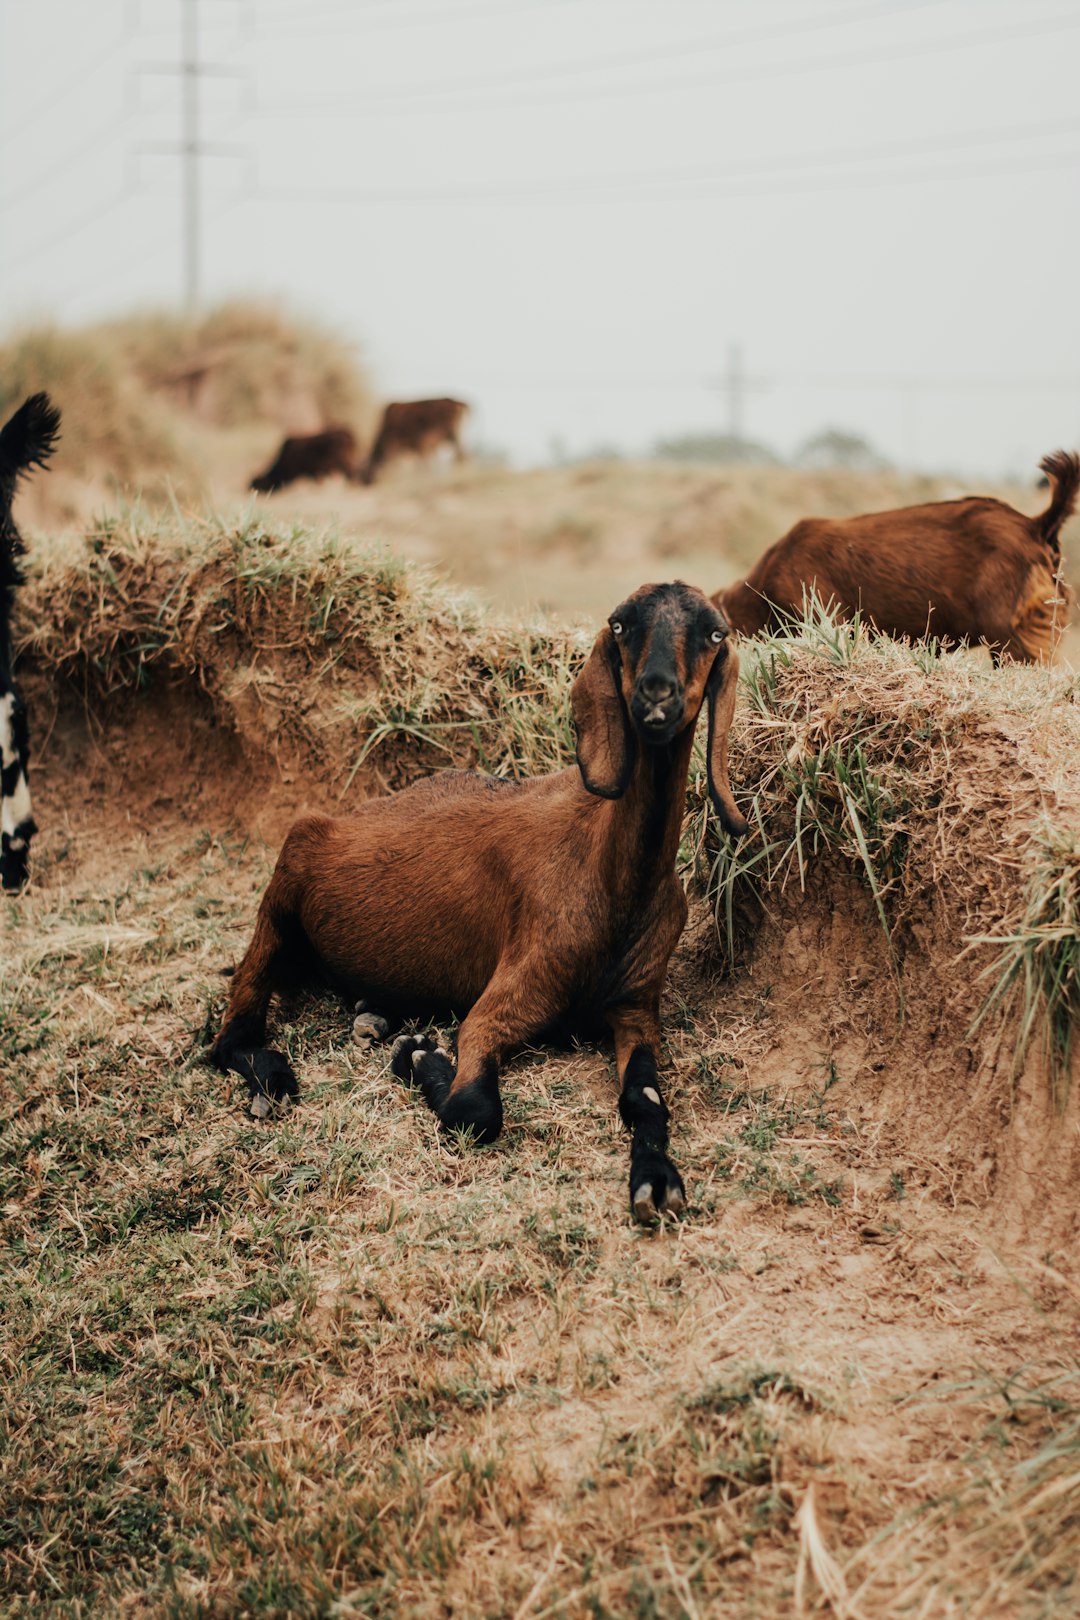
[710,628,725,644]
[611,621,623,636]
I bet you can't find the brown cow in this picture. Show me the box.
[250,427,360,493]
[360,398,468,484]
[715,451,1078,665]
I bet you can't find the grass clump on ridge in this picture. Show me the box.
[691,599,1080,1082]
[16,506,581,792]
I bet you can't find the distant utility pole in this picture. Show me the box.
[706,344,770,444]
[131,0,248,313]
[181,0,199,312]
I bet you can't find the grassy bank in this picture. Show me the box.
[3,515,1080,1615]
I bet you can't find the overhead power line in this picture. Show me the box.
[3,185,137,277]
[257,0,951,91]
[0,111,127,212]
[446,368,1080,395]
[253,10,1080,117]
[0,29,128,145]
[250,121,1080,207]
[254,0,579,38]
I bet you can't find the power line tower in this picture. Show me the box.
[131,0,248,312]
[706,343,770,444]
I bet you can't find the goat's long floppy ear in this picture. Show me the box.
[705,641,749,838]
[571,627,635,798]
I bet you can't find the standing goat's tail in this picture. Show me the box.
[0,392,61,584]
[1036,449,1080,563]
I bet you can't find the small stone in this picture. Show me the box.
[353,1013,390,1047]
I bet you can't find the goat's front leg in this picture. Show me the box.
[391,967,554,1146]
[608,1001,686,1224]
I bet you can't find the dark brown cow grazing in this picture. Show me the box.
[716,451,1078,665]
[250,427,360,493]
[360,397,468,484]
[212,582,747,1223]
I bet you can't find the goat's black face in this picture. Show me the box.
[571,580,746,834]
[609,581,730,744]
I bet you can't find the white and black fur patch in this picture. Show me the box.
[0,687,35,890]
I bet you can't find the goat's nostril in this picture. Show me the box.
[639,674,676,703]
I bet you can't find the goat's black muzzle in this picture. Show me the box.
[631,668,686,744]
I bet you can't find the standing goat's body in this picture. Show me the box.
[360,398,468,484]
[214,582,747,1221]
[717,450,1078,663]
[1,392,60,891]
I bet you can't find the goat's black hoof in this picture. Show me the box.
[411,1046,455,1114]
[390,1034,436,1082]
[630,1154,686,1225]
[246,1048,299,1116]
[437,1070,503,1146]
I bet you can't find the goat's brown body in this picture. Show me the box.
[250,427,360,493]
[213,581,746,1221]
[230,755,688,1044]
[362,398,468,484]
[717,452,1078,662]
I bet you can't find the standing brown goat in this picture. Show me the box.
[716,451,1078,664]
[360,398,468,484]
[212,582,747,1222]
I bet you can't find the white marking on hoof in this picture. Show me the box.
[662,1184,686,1217]
[642,1086,661,1105]
[411,1049,427,1071]
[249,1094,272,1119]
[632,1182,658,1223]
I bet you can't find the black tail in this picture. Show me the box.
[0,392,61,490]
[0,392,61,583]
[1036,449,1080,563]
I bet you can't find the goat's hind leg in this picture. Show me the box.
[212,898,301,1116]
[608,1002,686,1224]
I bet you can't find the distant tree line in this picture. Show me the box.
[650,426,891,471]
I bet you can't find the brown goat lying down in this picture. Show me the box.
[213,582,747,1222]
[716,450,1078,663]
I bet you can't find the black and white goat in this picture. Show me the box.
[1,392,60,891]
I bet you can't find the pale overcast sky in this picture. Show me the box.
[2,0,1079,474]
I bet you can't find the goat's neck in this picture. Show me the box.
[595,727,695,903]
